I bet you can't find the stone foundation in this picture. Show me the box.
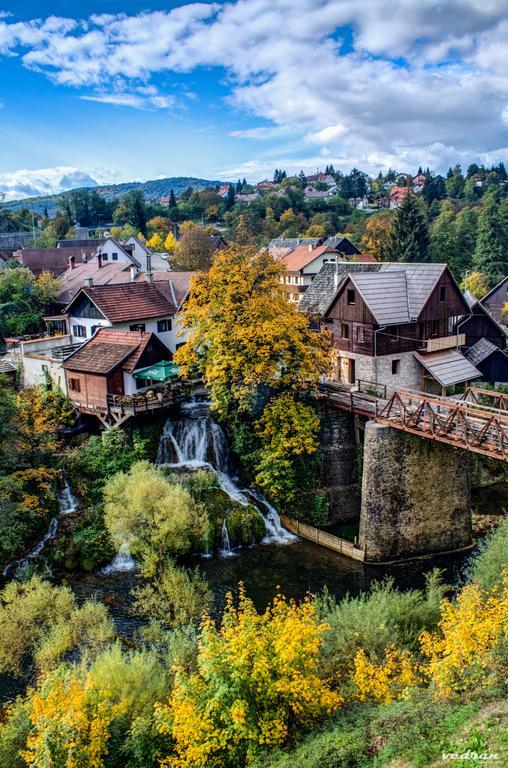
[359,421,472,562]
[318,403,361,520]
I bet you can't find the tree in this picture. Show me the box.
[172,226,215,271]
[454,206,477,276]
[0,267,59,338]
[225,184,235,210]
[169,188,177,208]
[164,232,176,253]
[156,589,342,768]
[429,201,460,274]
[147,233,165,252]
[360,211,394,261]
[147,216,172,237]
[174,246,330,419]
[422,175,447,205]
[386,193,429,262]
[461,270,488,299]
[104,461,207,575]
[473,193,508,288]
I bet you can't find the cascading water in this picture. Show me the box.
[2,476,79,578]
[101,542,136,575]
[157,402,296,553]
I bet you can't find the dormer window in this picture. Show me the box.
[347,289,356,305]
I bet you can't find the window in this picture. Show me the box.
[130,323,146,332]
[439,286,446,302]
[347,289,356,305]
[72,325,86,338]
[341,323,350,339]
[387,325,399,342]
[431,320,439,337]
[356,326,365,343]
[392,359,400,375]
[157,318,172,333]
[68,378,81,392]
[112,252,118,260]
[102,253,108,261]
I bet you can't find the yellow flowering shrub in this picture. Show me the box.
[353,644,421,703]
[21,672,113,768]
[156,586,342,767]
[420,578,508,698]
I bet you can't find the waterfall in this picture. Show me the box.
[220,519,233,556]
[157,403,296,551]
[2,476,79,578]
[101,542,136,575]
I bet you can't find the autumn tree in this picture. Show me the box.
[461,270,489,299]
[147,233,165,252]
[172,225,215,271]
[147,216,172,237]
[164,231,177,253]
[386,193,429,262]
[156,589,341,767]
[360,211,394,260]
[0,267,59,338]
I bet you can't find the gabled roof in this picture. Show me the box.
[99,237,141,269]
[482,275,508,303]
[323,236,360,252]
[65,282,176,323]
[465,338,503,366]
[63,328,170,375]
[16,247,92,276]
[300,261,453,323]
[268,237,322,248]
[282,245,339,272]
[125,235,152,255]
[414,349,481,387]
[57,261,132,304]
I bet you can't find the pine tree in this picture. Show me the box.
[386,193,429,263]
[429,201,459,275]
[226,184,236,210]
[473,193,508,288]
[169,189,177,208]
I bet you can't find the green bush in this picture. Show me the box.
[467,516,508,592]
[226,503,266,545]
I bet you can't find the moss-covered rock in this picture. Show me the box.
[226,504,266,546]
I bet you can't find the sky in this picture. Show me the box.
[0,0,507,200]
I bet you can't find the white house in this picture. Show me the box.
[63,281,180,352]
[95,238,141,267]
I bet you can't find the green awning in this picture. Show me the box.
[133,360,179,382]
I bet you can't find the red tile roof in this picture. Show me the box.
[65,282,176,323]
[282,245,340,272]
[16,247,92,276]
[389,186,410,198]
[63,328,169,374]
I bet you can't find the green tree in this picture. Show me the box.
[386,193,429,262]
[473,194,508,288]
[429,201,460,274]
[172,225,215,270]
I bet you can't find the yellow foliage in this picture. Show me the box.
[147,233,165,251]
[21,672,113,768]
[174,246,331,418]
[157,587,342,767]
[353,644,421,704]
[420,578,508,698]
[360,212,393,260]
[164,231,177,253]
[460,270,489,299]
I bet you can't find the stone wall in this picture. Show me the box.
[0,232,34,251]
[359,421,472,561]
[334,349,422,391]
[317,402,361,520]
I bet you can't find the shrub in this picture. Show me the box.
[226,504,266,545]
[467,516,508,592]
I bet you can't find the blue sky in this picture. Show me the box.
[1,0,507,199]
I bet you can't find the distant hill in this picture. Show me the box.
[4,176,226,215]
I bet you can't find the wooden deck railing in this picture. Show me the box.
[280,515,365,561]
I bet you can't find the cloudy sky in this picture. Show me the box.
[1,0,507,199]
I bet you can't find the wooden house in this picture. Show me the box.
[465,339,508,384]
[481,277,508,326]
[62,328,172,419]
[454,291,506,351]
[301,262,482,393]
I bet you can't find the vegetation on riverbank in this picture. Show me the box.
[0,515,506,767]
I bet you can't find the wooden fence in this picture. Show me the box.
[280,515,365,562]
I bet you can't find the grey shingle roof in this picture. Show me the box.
[268,237,321,248]
[414,350,482,387]
[465,338,500,365]
[300,261,447,323]
[300,262,381,315]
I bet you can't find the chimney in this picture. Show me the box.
[130,266,136,282]
[68,255,75,270]
[333,262,340,291]
[97,253,102,269]
[146,252,152,274]
[308,244,313,252]
[146,272,153,284]
[85,277,93,288]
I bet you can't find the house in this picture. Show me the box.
[454,291,506,351]
[303,186,332,200]
[217,185,231,198]
[279,245,366,303]
[300,262,482,394]
[322,236,361,256]
[95,237,141,268]
[14,247,93,276]
[412,174,426,193]
[19,334,80,394]
[389,187,410,208]
[268,237,323,249]
[256,181,277,190]
[57,239,104,249]
[63,282,178,351]
[62,328,173,419]
[306,173,336,188]
[235,192,261,203]
[465,339,508,384]
[481,277,508,327]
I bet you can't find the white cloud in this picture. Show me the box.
[1,1,508,172]
[0,166,115,201]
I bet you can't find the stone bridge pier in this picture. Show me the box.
[359,421,472,562]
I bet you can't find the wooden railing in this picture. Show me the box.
[460,386,508,412]
[280,516,365,561]
[377,388,508,460]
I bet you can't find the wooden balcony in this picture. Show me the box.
[424,333,465,353]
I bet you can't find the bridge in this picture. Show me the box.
[317,381,508,461]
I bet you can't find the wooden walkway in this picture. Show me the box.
[318,383,508,461]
